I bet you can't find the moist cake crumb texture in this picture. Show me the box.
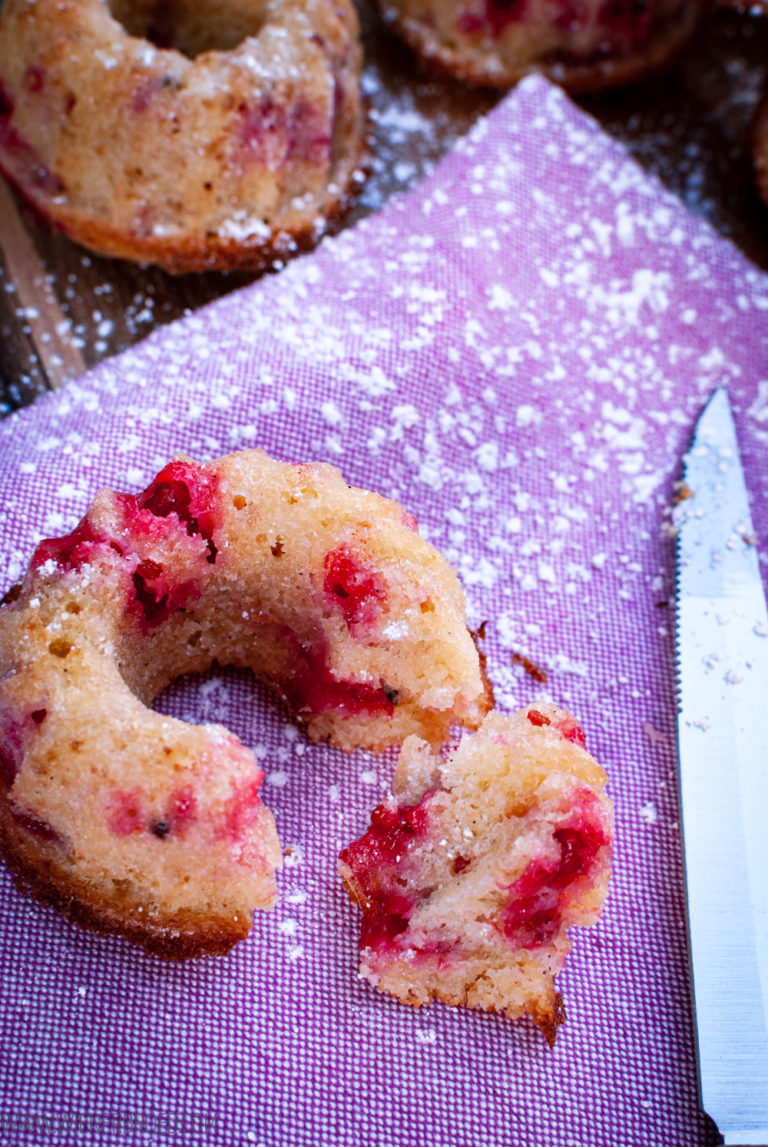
[339,705,613,1044]
[0,448,490,958]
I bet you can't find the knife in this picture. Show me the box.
[675,387,768,1146]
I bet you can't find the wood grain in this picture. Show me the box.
[0,181,86,389]
[1,5,767,417]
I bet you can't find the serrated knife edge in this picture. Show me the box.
[675,388,768,1146]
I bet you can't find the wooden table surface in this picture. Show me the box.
[1,4,767,418]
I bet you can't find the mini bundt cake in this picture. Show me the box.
[339,705,613,1043]
[373,0,701,92]
[0,450,491,957]
[0,0,369,272]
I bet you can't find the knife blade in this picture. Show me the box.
[675,387,768,1146]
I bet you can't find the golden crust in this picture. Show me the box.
[22,151,372,275]
[0,0,370,273]
[373,0,701,93]
[0,449,489,958]
[0,813,248,959]
[350,946,566,1044]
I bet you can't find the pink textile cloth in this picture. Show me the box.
[2,73,765,1146]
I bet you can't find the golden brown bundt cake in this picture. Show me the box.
[0,0,369,272]
[373,0,701,93]
[0,450,491,957]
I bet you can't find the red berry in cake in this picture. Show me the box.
[554,713,587,748]
[323,545,387,635]
[484,0,529,37]
[527,707,551,728]
[339,705,612,1043]
[0,449,489,958]
[32,517,108,573]
[0,0,369,273]
[597,0,652,46]
[271,632,397,722]
[9,805,66,847]
[371,0,700,93]
[500,787,610,948]
[106,788,145,837]
[165,786,197,836]
[303,667,396,718]
[339,790,434,950]
[138,458,220,559]
[0,716,24,791]
[218,769,266,844]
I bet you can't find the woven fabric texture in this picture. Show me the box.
[2,74,766,1147]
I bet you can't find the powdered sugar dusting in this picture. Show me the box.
[0,75,763,1147]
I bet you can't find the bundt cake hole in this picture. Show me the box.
[151,663,275,744]
[0,451,491,956]
[0,0,369,273]
[107,0,268,57]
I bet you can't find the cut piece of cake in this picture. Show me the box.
[339,705,613,1043]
